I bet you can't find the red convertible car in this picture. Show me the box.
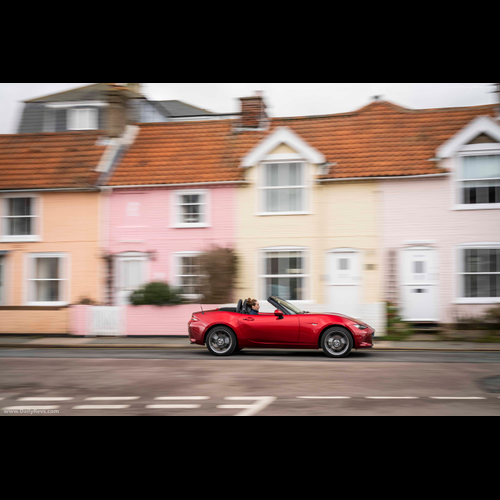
[188,295,374,358]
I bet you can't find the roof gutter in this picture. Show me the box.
[0,187,99,193]
[102,180,247,190]
[316,173,449,182]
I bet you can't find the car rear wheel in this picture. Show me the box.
[206,326,237,356]
[321,327,353,358]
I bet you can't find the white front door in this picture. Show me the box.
[326,250,361,318]
[400,247,439,321]
[115,255,148,306]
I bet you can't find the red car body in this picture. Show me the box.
[188,296,374,358]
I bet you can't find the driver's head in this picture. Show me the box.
[247,298,260,311]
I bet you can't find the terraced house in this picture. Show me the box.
[3,84,499,336]
[0,130,108,333]
[0,82,222,334]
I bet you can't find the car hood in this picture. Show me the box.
[312,312,367,325]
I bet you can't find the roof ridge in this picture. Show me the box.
[0,130,103,138]
[269,100,497,122]
[23,83,102,103]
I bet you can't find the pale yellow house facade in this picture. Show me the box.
[234,127,385,333]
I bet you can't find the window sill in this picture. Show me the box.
[256,212,311,216]
[171,224,210,228]
[454,298,500,304]
[0,305,69,310]
[1,235,41,243]
[25,302,69,307]
[453,204,500,211]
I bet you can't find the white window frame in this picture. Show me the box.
[1,194,41,243]
[258,160,310,215]
[67,108,99,131]
[25,252,70,306]
[258,246,310,303]
[453,147,500,210]
[455,243,500,304]
[171,190,210,228]
[172,251,204,300]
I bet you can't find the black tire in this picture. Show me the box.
[206,326,237,356]
[320,326,353,358]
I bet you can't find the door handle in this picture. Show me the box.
[243,318,255,321]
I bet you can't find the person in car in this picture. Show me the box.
[247,298,260,315]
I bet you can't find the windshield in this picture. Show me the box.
[269,296,304,315]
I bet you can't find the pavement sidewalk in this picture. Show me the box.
[0,335,499,351]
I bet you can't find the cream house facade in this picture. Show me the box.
[235,127,386,333]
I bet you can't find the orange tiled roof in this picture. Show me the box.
[106,100,499,186]
[0,131,105,190]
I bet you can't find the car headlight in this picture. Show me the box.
[191,315,199,322]
[353,323,368,330]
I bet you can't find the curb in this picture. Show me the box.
[1,343,500,352]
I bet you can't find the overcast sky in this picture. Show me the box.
[0,83,497,134]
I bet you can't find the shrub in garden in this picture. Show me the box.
[129,281,184,306]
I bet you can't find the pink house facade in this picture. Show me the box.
[380,115,500,324]
[103,184,237,306]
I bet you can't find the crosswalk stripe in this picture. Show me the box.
[146,404,201,409]
[73,405,131,409]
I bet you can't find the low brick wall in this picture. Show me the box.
[0,308,69,334]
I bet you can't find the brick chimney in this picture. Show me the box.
[238,91,268,129]
[106,84,128,137]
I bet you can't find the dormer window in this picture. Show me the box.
[460,154,500,205]
[67,108,98,130]
[260,162,307,214]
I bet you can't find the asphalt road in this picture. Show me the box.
[1,348,500,415]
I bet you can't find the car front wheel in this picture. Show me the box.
[321,327,353,358]
[206,326,237,356]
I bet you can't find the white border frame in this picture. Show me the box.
[399,246,440,321]
[113,252,150,306]
[25,252,70,306]
[171,251,203,300]
[454,242,500,304]
[67,108,99,131]
[258,246,311,304]
[452,147,500,210]
[257,159,311,216]
[171,189,211,228]
[1,193,42,243]
[324,247,363,315]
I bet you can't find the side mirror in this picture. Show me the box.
[274,309,283,318]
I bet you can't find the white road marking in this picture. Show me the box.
[85,397,140,401]
[366,397,419,399]
[154,396,210,400]
[297,396,351,399]
[221,397,277,416]
[430,397,487,400]
[72,405,131,409]
[18,397,73,401]
[217,405,250,409]
[3,406,60,410]
[146,404,201,409]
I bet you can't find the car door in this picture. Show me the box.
[237,312,300,343]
